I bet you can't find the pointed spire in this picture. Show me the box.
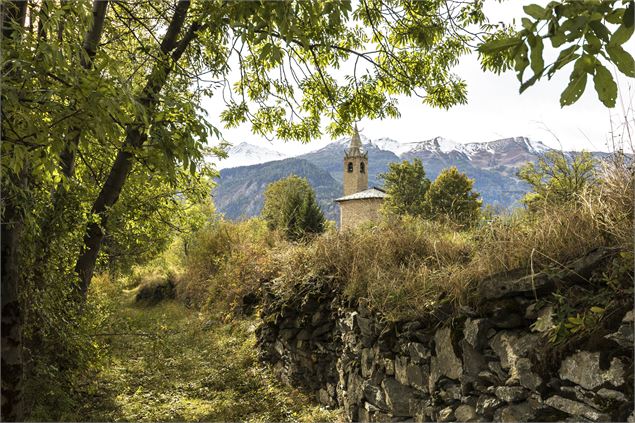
[351,123,362,148]
[346,123,364,156]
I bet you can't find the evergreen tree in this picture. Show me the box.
[424,167,482,226]
[262,176,325,241]
[380,159,431,217]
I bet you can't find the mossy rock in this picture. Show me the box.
[135,277,175,305]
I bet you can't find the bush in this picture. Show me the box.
[135,273,176,305]
[518,150,595,208]
[178,218,280,314]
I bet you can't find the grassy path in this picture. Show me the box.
[78,289,339,422]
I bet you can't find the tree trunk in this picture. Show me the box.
[1,2,29,420]
[1,199,25,421]
[74,0,196,297]
[59,0,109,179]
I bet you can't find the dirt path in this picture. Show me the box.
[78,292,338,422]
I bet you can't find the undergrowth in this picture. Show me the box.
[71,276,341,422]
[158,152,633,324]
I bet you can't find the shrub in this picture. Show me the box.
[518,150,596,208]
[135,273,176,305]
[178,218,280,313]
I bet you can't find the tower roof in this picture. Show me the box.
[334,187,387,202]
[346,124,366,157]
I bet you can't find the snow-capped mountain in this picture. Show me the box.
[217,142,287,169]
[213,135,608,221]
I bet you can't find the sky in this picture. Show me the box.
[202,1,635,157]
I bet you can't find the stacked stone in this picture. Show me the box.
[256,284,340,399]
[256,248,634,422]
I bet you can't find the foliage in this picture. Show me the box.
[261,175,325,241]
[530,250,633,345]
[219,0,489,139]
[478,1,634,107]
[180,218,279,313]
[423,166,482,226]
[68,281,340,422]
[517,150,596,208]
[379,159,431,217]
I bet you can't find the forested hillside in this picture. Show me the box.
[214,158,341,221]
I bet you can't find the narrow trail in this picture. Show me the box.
[78,289,338,422]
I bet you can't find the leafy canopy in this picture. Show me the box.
[518,150,596,208]
[424,166,482,226]
[380,158,431,217]
[478,0,634,108]
[261,175,325,241]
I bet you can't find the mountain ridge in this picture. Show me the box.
[213,136,609,221]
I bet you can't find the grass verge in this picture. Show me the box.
[74,279,341,422]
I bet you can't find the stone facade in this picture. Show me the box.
[343,155,369,196]
[336,126,385,229]
[256,247,634,422]
[339,198,383,230]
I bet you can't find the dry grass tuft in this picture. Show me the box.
[178,218,282,313]
[272,197,621,321]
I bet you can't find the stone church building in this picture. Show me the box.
[335,127,387,229]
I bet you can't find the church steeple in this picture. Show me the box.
[347,124,363,156]
[343,124,369,196]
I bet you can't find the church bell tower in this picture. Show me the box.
[343,125,369,196]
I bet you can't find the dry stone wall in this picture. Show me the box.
[256,248,634,422]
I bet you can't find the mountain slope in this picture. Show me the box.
[213,136,610,221]
[217,142,287,169]
[214,158,342,221]
[297,136,400,187]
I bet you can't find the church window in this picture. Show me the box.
[347,162,353,172]
[360,162,365,173]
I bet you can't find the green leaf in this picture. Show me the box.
[606,45,635,77]
[524,4,549,19]
[522,17,534,31]
[590,306,605,314]
[530,36,544,76]
[551,32,567,47]
[479,36,522,54]
[589,20,610,42]
[549,45,579,78]
[584,32,602,54]
[560,67,588,107]
[609,23,634,46]
[593,61,617,108]
[567,315,583,325]
[625,1,634,28]
[555,45,580,67]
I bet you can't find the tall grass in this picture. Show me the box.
[172,153,633,322]
[178,218,282,313]
[271,194,627,321]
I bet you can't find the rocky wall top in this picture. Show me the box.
[256,247,634,422]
